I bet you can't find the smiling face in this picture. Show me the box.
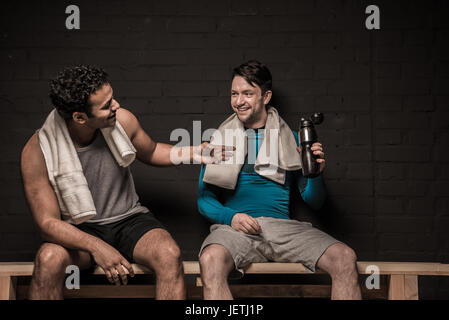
[72,83,120,129]
[231,75,272,128]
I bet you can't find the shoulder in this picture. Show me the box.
[21,132,47,180]
[115,108,141,140]
[21,132,41,162]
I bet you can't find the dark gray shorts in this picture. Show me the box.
[199,217,340,277]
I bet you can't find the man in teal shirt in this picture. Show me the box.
[197,60,362,300]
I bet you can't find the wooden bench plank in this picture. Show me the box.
[2,261,449,276]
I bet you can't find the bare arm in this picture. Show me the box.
[21,133,102,251]
[20,133,135,283]
[116,108,225,166]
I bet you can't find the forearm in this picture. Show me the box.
[298,174,327,210]
[39,218,104,254]
[198,196,238,225]
[198,165,238,225]
[148,142,193,166]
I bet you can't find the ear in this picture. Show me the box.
[263,90,272,106]
[72,112,88,125]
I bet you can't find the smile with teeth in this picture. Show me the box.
[237,107,250,112]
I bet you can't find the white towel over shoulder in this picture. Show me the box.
[38,109,136,225]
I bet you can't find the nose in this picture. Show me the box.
[111,99,120,112]
[236,94,245,106]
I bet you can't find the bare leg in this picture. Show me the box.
[316,242,362,300]
[133,228,185,300]
[199,244,235,300]
[28,243,92,300]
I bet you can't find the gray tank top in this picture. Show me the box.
[75,131,149,225]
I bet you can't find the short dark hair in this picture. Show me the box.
[232,60,272,94]
[49,65,109,120]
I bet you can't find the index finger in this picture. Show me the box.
[116,265,128,285]
[121,259,135,277]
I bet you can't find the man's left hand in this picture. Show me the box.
[296,142,325,173]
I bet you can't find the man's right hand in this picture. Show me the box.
[231,213,261,234]
[90,241,135,285]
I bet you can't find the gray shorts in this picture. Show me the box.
[199,217,341,278]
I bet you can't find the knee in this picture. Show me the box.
[333,246,358,276]
[34,244,70,277]
[199,245,231,280]
[152,242,183,274]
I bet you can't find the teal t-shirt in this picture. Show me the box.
[197,129,326,225]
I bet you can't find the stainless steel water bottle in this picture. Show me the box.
[299,112,324,178]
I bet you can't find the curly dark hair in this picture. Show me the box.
[232,60,272,94]
[49,65,109,120]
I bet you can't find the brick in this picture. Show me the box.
[271,63,313,80]
[376,78,431,95]
[286,33,314,47]
[163,81,217,97]
[328,196,374,215]
[372,95,402,111]
[435,198,449,217]
[405,197,435,216]
[375,129,402,145]
[325,181,373,196]
[376,198,404,215]
[273,15,325,32]
[375,63,401,79]
[344,128,372,145]
[323,162,346,179]
[330,146,372,162]
[314,64,340,79]
[433,182,449,196]
[230,0,259,16]
[150,97,203,114]
[176,0,229,16]
[167,17,216,33]
[113,81,162,97]
[375,181,432,197]
[323,113,355,129]
[375,46,430,62]
[403,95,434,112]
[375,112,429,129]
[346,163,373,179]
[377,163,407,180]
[218,16,272,32]
[373,31,402,47]
[328,78,370,95]
[376,217,433,233]
[375,146,431,162]
[404,130,434,146]
[379,233,437,252]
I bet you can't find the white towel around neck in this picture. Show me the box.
[38,109,136,224]
[203,106,301,189]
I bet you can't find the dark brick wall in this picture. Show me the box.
[1,0,448,298]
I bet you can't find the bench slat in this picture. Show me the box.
[2,261,449,276]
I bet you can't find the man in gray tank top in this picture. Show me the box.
[20,65,229,300]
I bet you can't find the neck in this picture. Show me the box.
[66,120,98,148]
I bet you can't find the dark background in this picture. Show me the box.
[0,0,448,298]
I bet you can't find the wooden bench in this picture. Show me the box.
[1,261,448,300]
